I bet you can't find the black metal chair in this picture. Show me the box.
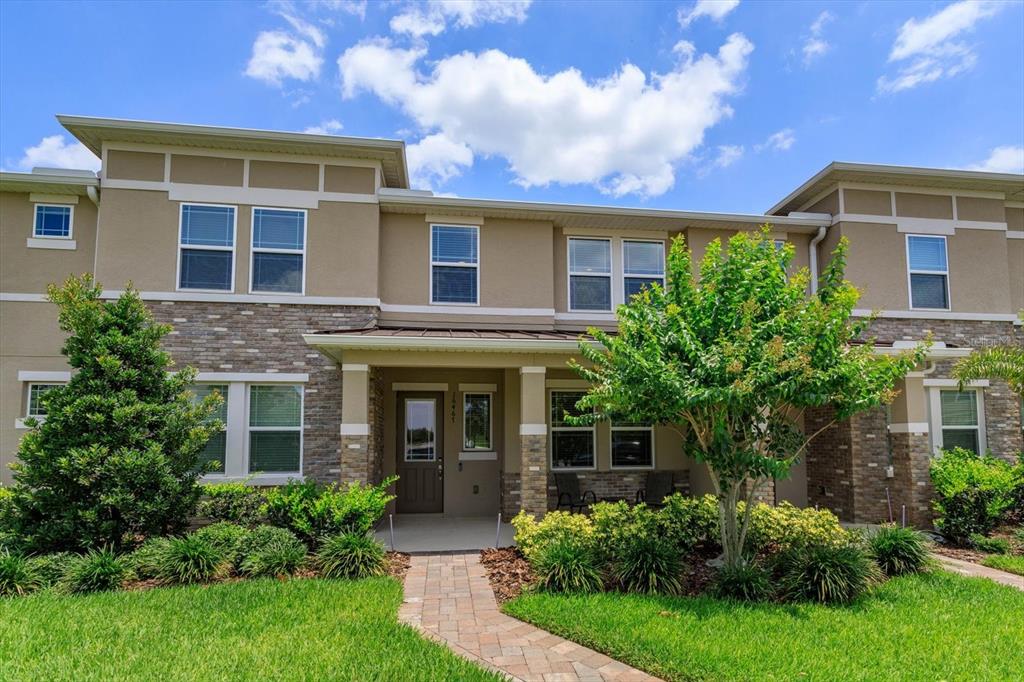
[555,473,597,513]
[635,471,674,508]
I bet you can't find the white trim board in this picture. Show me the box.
[852,309,1019,322]
[100,178,378,210]
[196,372,309,383]
[924,378,989,388]
[888,422,929,434]
[340,423,370,436]
[27,238,76,250]
[381,303,554,316]
[833,213,1006,234]
[17,370,71,382]
[519,423,547,435]
[0,291,381,306]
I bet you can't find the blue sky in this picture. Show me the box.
[1,0,1021,213]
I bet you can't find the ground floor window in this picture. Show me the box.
[463,393,492,450]
[189,384,228,473]
[26,383,62,418]
[550,390,595,469]
[929,388,985,455]
[610,423,654,468]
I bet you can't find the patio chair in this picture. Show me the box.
[635,471,674,508]
[554,473,597,513]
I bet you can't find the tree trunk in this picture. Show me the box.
[718,481,746,569]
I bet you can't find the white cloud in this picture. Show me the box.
[677,0,740,27]
[321,0,367,20]
[14,135,100,172]
[339,33,754,196]
[968,145,1024,174]
[390,0,532,37]
[407,133,475,188]
[698,144,744,177]
[802,11,833,65]
[878,0,1003,93]
[245,30,323,85]
[755,128,795,153]
[303,119,344,135]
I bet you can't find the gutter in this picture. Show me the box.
[302,333,600,354]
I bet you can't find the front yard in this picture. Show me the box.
[505,571,1024,681]
[0,577,499,682]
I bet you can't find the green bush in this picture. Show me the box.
[157,535,226,584]
[510,510,595,561]
[61,548,128,594]
[196,483,267,527]
[0,549,41,597]
[129,537,172,580]
[533,537,603,593]
[590,500,659,559]
[315,532,386,579]
[610,531,682,595]
[191,522,249,567]
[711,562,774,602]
[659,494,719,552]
[969,533,1010,555]
[263,477,396,547]
[239,526,307,578]
[868,525,930,576]
[775,544,879,605]
[745,501,849,554]
[930,448,1022,544]
[1015,526,1024,543]
[28,552,77,587]
[0,487,17,552]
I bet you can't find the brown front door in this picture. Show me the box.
[396,392,444,513]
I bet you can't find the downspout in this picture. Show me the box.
[808,225,827,294]
[86,185,100,206]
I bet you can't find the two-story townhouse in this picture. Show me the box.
[1,116,1021,527]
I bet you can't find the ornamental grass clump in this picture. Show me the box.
[129,537,172,580]
[315,532,386,579]
[61,548,128,594]
[239,526,307,578]
[191,522,250,568]
[969,533,1010,555]
[28,552,77,587]
[533,538,603,594]
[711,562,774,602]
[868,525,931,576]
[775,543,880,605]
[610,532,683,595]
[157,535,226,584]
[0,549,41,597]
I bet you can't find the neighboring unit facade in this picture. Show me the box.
[1,116,1022,526]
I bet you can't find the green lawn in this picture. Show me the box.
[0,577,498,682]
[981,553,1024,577]
[505,571,1024,682]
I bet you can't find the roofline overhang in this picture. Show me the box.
[0,170,99,195]
[302,333,598,354]
[56,114,410,188]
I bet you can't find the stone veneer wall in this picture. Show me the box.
[501,469,691,517]
[367,367,385,485]
[519,434,549,516]
[149,300,376,485]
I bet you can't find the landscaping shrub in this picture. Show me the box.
[315,532,386,579]
[157,535,226,584]
[0,487,17,552]
[239,526,307,577]
[745,501,849,554]
[196,482,267,527]
[510,510,595,561]
[61,548,128,594]
[711,562,774,602]
[610,531,682,594]
[0,549,41,597]
[775,544,879,605]
[969,533,1010,555]
[533,537,603,593]
[869,525,930,576]
[129,537,172,580]
[191,522,250,567]
[590,500,659,559]
[28,552,77,587]
[1015,526,1024,543]
[930,447,1022,544]
[262,477,396,547]
[659,494,719,552]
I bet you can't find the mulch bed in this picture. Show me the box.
[932,545,989,563]
[480,547,534,603]
[386,551,411,581]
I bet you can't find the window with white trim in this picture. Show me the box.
[189,384,228,474]
[623,240,665,300]
[248,385,303,473]
[26,383,62,418]
[550,391,595,469]
[938,390,982,453]
[611,421,654,468]
[179,204,235,291]
[907,235,949,310]
[431,225,479,304]
[463,393,492,450]
[251,208,305,294]
[33,204,72,238]
[569,238,612,311]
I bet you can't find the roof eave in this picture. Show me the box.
[302,333,599,354]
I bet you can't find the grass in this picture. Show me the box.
[981,553,1024,577]
[505,571,1024,681]
[0,577,499,682]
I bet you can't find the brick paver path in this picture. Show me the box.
[935,554,1024,591]
[399,552,661,682]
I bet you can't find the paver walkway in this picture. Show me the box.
[934,554,1024,591]
[399,552,661,682]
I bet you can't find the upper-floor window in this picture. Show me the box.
[569,238,612,311]
[623,240,665,300]
[463,393,492,450]
[34,205,72,239]
[907,235,949,310]
[431,225,479,304]
[27,383,62,418]
[251,208,305,294]
[178,204,236,291]
[550,390,595,469]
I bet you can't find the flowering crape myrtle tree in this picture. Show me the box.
[571,228,925,569]
[9,275,222,552]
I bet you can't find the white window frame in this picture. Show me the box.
[33,204,74,240]
[549,389,597,471]
[928,387,986,455]
[462,392,493,451]
[567,237,613,313]
[906,234,951,311]
[190,383,229,477]
[26,382,63,418]
[622,239,666,301]
[176,203,237,293]
[249,207,307,296]
[245,383,304,476]
[404,397,438,462]
[429,224,480,306]
[610,423,656,470]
